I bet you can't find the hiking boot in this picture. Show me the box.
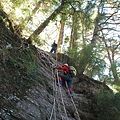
[69,92,74,97]
[70,92,73,95]
[57,81,62,86]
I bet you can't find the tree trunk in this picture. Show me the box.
[111,63,119,83]
[27,4,65,44]
[91,1,102,45]
[57,20,65,53]
[70,12,79,47]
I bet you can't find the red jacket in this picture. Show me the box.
[57,65,69,74]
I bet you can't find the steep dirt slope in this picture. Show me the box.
[0,47,110,120]
[0,13,110,120]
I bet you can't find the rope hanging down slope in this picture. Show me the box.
[49,68,68,120]
[49,68,81,120]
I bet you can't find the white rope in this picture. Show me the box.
[55,53,68,119]
[65,82,81,120]
[49,53,69,120]
[49,98,56,120]
[49,65,63,120]
[49,69,57,120]
[55,53,65,120]
[56,70,69,120]
[70,97,81,120]
[53,69,63,120]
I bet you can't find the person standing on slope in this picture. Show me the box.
[50,40,57,53]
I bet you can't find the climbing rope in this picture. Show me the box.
[53,69,64,120]
[55,53,66,120]
[49,64,65,120]
[49,70,68,120]
[56,70,68,120]
[49,98,56,120]
[49,67,57,120]
[65,81,81,120]
[55,53,69,120]
[49,52,81,120]
[49,52,69,120]
[38,48,81,120]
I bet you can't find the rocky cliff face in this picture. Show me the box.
[0,14,110,120]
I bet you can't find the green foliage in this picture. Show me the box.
[112,85,120,92]
[19,49,37,76]
[0,15,3,21]
[15,77,30,88]
[0,3,3,8]
[8,48,37,78]
[67,45,106,77]
[7,48,38,89]
[67,45,93,74]
[33,37,46,46]
[93,90,120,120]
[86,46,106,79]
[10,0,24,7]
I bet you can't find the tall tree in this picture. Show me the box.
[57,19,65,53]
[27,1,67,44]
[70,12,79,47]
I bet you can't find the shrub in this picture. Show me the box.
[93,90,120,120]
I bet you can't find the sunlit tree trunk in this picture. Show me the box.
[57,20,65,53]
[70,12,79,47]
[91,3,101,45]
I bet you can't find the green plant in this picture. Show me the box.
[93,90,120,120]
[66,45,93,74]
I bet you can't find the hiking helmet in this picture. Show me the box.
[64,63,68,66]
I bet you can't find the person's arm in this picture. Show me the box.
[57,66,69,73]
[53,65,62,70]
[54,66,69,73]
[57,66,64,70]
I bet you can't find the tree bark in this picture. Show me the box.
[57,20,65,53]
[70,12,79,47]
[27,4,65,44]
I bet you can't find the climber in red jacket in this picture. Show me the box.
[55,64,73,94]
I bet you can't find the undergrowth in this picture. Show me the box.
[93,89,120,120]
[1,47,40,98]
